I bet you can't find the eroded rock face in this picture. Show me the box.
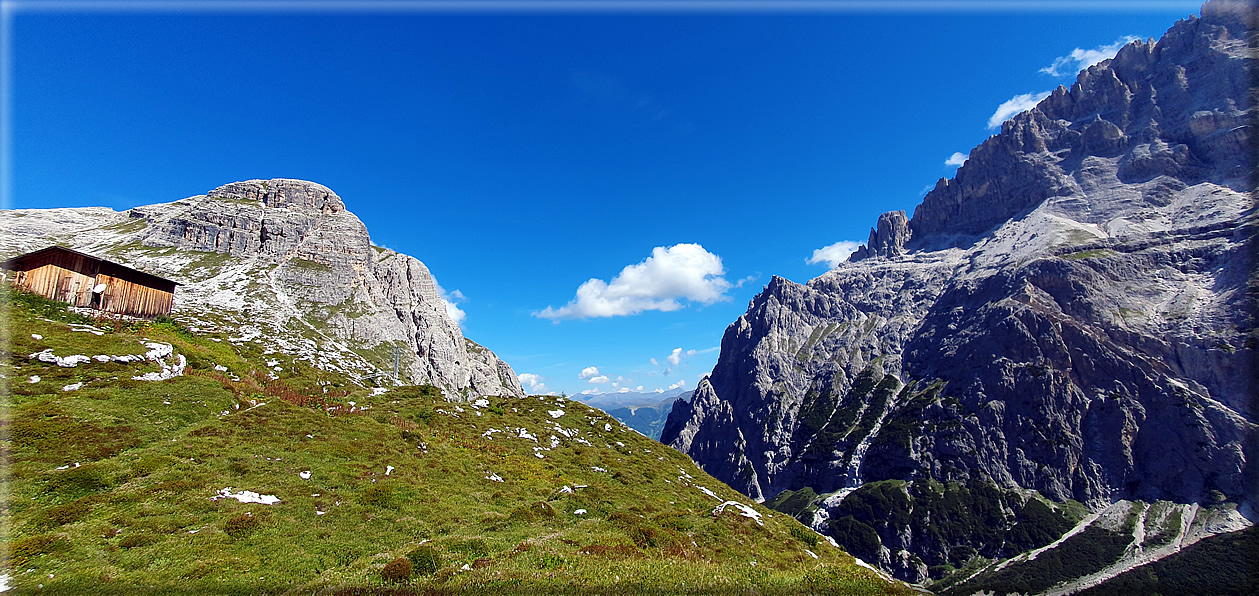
[903,5,1252,246]
[0,178,524,398]
[662,2,1255,582]
[850,210,910,261]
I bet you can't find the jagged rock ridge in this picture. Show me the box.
[0,179,524,398]
[663,1,1255,584]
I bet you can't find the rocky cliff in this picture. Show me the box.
[0,179,524,398]
[662,1,1255,584]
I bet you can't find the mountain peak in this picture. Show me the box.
[841,0,1251,260]
[206,178,346,214]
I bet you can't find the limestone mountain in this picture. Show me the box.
[0,179,524,398]
[662,0,1255,587]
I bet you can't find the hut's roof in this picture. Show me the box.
[2,245,181,287]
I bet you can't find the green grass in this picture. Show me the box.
[1078,526,1259,596]
[1117,307,1144,320]
[0,287,911,595]
[285,257,334,273]
[1061,249,1117,260]
[102,241,182,259]
[805,477,1084,586]
[99,217,150,235]
[946,508,1136,595]
[763,487,819,523]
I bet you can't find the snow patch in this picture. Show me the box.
[30,349,91,367]
[712,500,763,525]
[143,341,173,360]
[211,488,281,505]
[131,353,187,381]
[694,485,720,500]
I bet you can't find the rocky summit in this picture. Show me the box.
[662,1,1255,586]
[0,178,524,398]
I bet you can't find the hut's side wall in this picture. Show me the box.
[96,272,175,318]
[11,251,100,307]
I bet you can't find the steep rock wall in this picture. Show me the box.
[663,2,1256,582]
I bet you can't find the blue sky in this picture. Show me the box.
[5,1,1196,396]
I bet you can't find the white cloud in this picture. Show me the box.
[686,349,697,356]
[435,282,466,325]
[617,387,630,393]
[650,357,659,366]
[518,373,548,394]
[534,243,734,320]
[636,385,643,391]
[733,275,757,288]
[807,240,861,269]
[987,90,1053,130]
[945,152,967,167]
[654,388,665,393]
[589,375,610,384]
[578,366,600,380]
[668,379,687,390]
[667,348,683,366]
[1040,36,1139,77]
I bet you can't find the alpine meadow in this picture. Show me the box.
[1,1,1255,594]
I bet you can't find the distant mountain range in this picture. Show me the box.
[573,388,692,440]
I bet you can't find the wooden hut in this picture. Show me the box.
[2,246,178,318]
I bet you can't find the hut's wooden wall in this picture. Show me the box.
[96,266,176,318]
[8,249,176,318]
[10,249,100,307]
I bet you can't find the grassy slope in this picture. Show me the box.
[1076,526,1259,596]
[0,289,912,595]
